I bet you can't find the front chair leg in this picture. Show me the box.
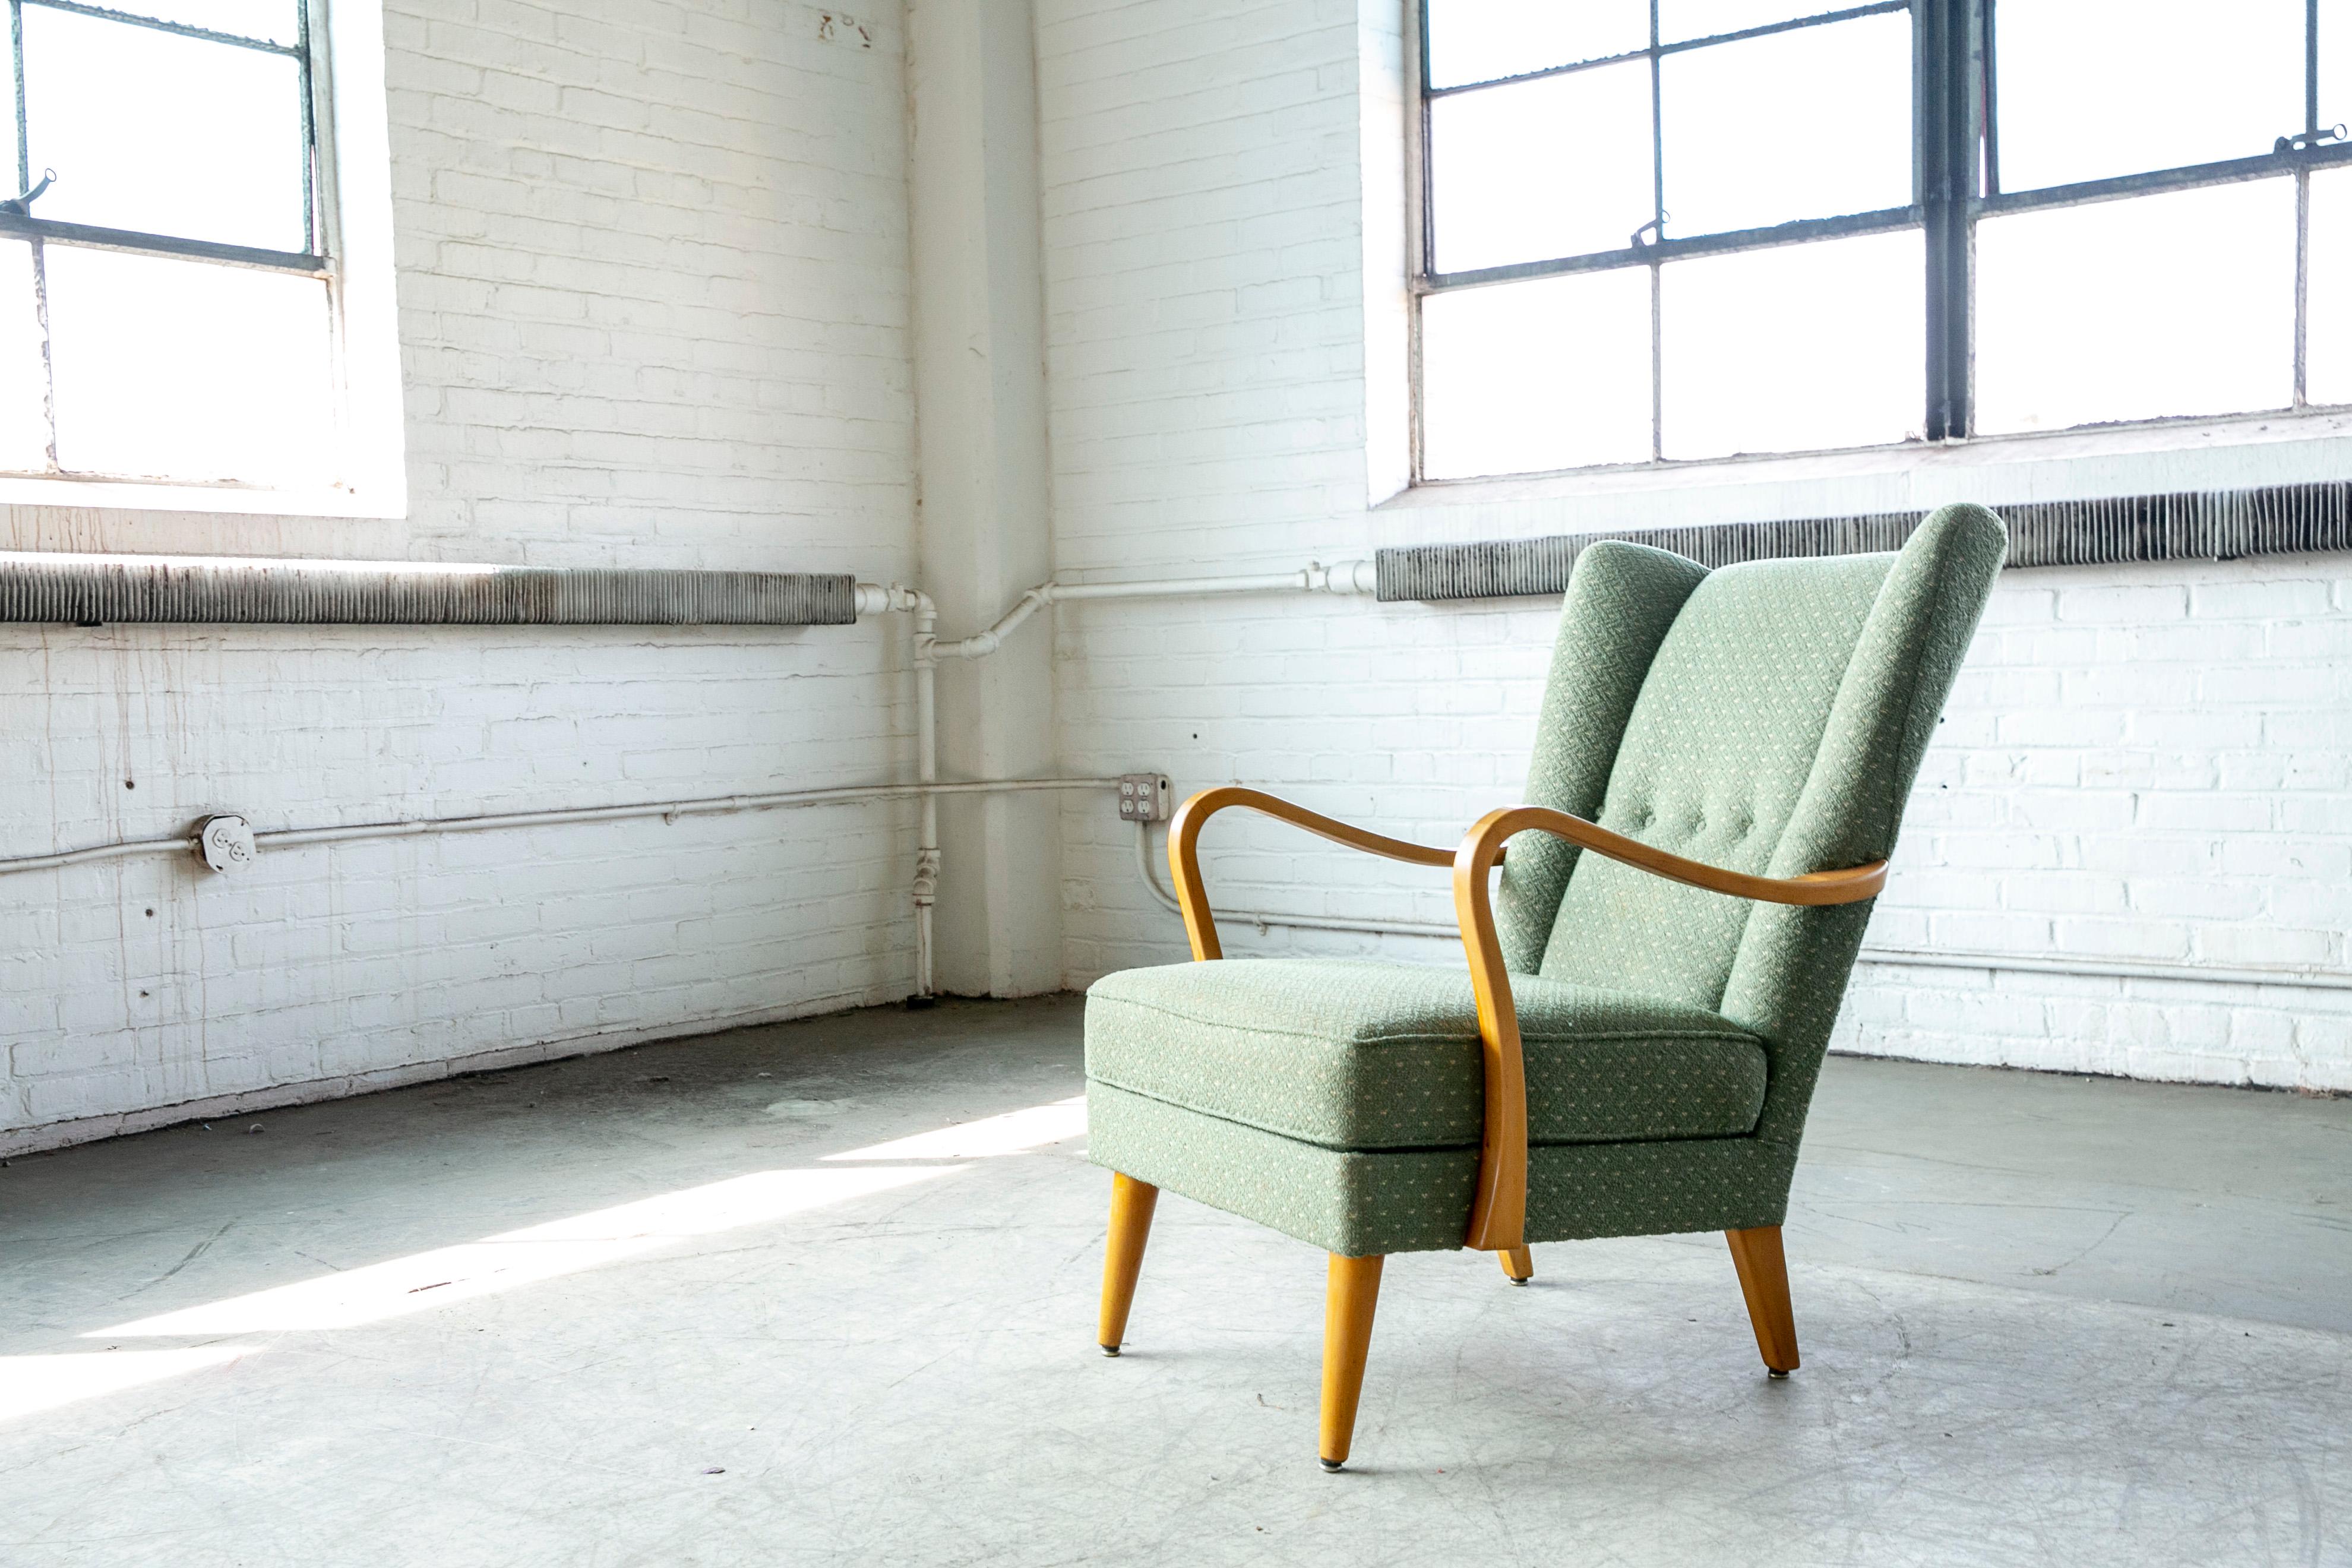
[1097,1173,1159,1356]
[1319,1253,1385,1472]
[1496,1245,1533,1285]
[1725,1225,1800,1377]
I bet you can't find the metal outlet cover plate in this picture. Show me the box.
[1117,774,1172,823]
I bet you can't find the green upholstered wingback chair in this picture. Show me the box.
[1082,502,2008,1471]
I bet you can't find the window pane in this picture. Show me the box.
[1661,1,1870,45]
[1660,229,1923,460]
[1430,62,1655,271]
[1975,182,2295,434]
[1422,268,1654,478]
[46,247,331,483]
[1659,11,1910,237]
[0,243,49,472]
[2327,0,2352,131]
[1994,1,2302,193]
[2310,167,2352,408]
[2,58,18,192]
[23,7,308,252]
[103,1,303,48]
[1427,0,1649,88]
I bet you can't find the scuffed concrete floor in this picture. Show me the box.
[1,995,2346,1566]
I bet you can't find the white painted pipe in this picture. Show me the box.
[889,561,1379,663]
[0,779,1119,874]
[862,565,1378,995]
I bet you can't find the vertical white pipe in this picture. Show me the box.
[912,592,941,1003]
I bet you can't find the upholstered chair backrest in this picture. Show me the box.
[1496,504,2006,1134]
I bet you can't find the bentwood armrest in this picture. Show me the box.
[1167,786,1455,962]
[1453,804,1888,1251]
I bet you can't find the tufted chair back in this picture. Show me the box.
[1494,503,2006,1134]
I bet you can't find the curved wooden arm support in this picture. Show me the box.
[1168,786,1453,961]
[1456,805,1887,1252]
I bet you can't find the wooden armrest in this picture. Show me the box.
[1168,786,1453,961]
[1453,805,1886,1253]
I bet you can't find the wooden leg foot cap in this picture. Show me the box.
[1100,1344,1121,1357]
[1767,1368,1790,1380]
[1319,1458,1345,1473]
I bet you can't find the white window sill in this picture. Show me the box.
[0,470,407,520]
[1361,408,2352,558]
[1381,407,2352,517]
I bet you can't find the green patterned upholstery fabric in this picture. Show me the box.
[1087,1083,1792,1257]
[1493,542,1708,973]
[1088,959,1766,1150]
[1087,503,2009,1257]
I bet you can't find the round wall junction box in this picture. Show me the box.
[195,814,257,873]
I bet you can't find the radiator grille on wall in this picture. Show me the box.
[1374,480,2352,602]
[0,553,860,626]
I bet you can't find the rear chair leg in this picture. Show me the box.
[1496,1245,1533,1285]
[1725,1225,1800,1377]
[1319,1253,1385,1472]
[1098,1174,1159,1356]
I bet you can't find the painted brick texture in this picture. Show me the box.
[0,0,918,1147]
[1036,0,2352,1093]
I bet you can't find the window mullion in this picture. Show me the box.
[2297,0,2318,406]
[1649,0,1663,461]
[1921,0,1974,441]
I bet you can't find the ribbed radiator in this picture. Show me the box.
[0,552,860,626]
[1374,480,2352,601]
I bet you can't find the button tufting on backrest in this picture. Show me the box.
[1538,551,1898,1008]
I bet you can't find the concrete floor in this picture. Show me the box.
[2,995,2347,1567]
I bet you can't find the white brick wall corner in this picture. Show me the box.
[1,0,921,1147]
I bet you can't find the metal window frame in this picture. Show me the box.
[4,0,331,271]
[1411,0,2352,482]
[2,0,335,480]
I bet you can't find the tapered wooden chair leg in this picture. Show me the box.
[1725,1225,1800,1376]
[1319,1253,1385,1471]
[1497,1245,1533,1284]
[1098,1174,1159,1356]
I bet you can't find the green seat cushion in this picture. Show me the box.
[1085,959,1767,1153]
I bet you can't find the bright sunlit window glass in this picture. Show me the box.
[1421,268,1654,478]
[1414,0,2350,483]
[0,246,46,470]
[1429,62,1655,272]
[1658,10,1911,238]
[1975,182,2297,434]
[0,0,331,486]
[1423,0,1649,89]
[22,5,309,252]
[1993,2,2304,193]
[46,247,334,483]
[1661,229,1923,460]
[1660,0,1839,42]
[2331,0,2352,126]
[2309,167,2352,407]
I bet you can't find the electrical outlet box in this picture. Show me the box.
[1117,773,1172,823]
[195,814,256,872]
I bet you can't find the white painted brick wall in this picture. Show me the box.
[0,0,919,1150]
[1036,0,2352,1093]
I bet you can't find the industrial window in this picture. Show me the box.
[1,0,339,488]
[1415,1,2352,482]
